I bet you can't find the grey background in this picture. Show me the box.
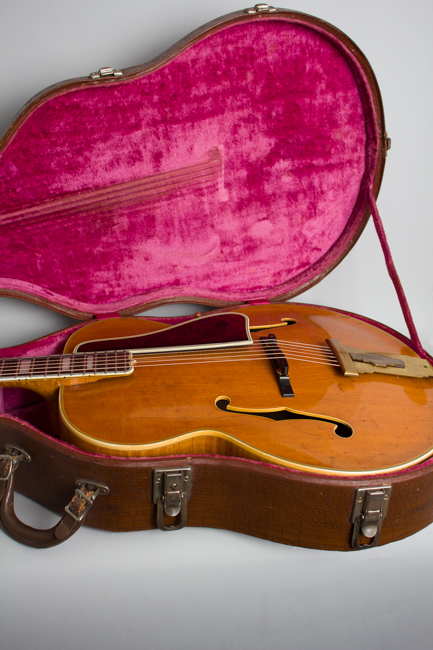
[0,1,432,648]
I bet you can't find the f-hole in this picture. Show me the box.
[215,397,353,438]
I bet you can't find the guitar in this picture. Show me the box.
[1,304,432,476]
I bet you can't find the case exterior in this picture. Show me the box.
[0,8,431,550]
[2,405,433,551]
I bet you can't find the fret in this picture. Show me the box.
[0,351,133,382]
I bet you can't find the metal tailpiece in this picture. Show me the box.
[327,338,433,378]
[351,486,391,550]
[153,468,192,531]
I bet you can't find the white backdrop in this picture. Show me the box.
[0,1,432,649]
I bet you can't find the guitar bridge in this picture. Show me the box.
[260,333,294,397]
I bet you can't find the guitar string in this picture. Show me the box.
[74,341,337,360]
[0,339,337,371]
[133,350,338,365]
[129,340,338,356]
[0,348,340,378]
[132,354,340,369]
[0,337,335,361]
[130,345,336,364]
[0,340,338,371]
[0,352,337,372]
[0,357,339,380]
[0,341,337,368]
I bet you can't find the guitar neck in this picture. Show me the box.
[0,350,134,382]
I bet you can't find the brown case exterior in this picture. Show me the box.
[0,8,431,551]
[2,410,433,551]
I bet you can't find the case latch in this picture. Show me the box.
[245,4,277,13]
[351,486,391,550]
[64,480,110,522]
[153,468,192,531]
[89,67,123,80]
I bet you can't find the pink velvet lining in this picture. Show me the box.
[0,18,378,315]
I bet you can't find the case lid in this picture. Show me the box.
[0,8,386,319]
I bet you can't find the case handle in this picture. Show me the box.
[0,445,108,548]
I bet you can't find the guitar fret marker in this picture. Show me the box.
[0,351,134,381]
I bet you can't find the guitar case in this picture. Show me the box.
[0,5,432,550]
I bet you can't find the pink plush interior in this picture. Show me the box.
[0,17,379,315]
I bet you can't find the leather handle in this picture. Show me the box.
[0,452,108,548]
[0,470,84,548]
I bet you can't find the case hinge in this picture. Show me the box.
[153,468,192,531]
[245,4,277,14]
[351,486,391,550]
[89,67,123,80]
[384,131,392,157]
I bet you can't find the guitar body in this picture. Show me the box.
[59,304,433,476]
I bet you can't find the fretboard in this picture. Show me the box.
[0,350,133,382]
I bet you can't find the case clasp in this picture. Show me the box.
[64,480,110,522]
[89,67,123,80]
[351,486,391,549]
[153,468,192,531]
[245,4,276,14]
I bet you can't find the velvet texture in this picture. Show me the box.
[0,18,378,315]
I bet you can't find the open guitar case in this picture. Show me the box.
[0,5,432,550]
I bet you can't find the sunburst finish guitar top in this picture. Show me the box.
[1,304,432,476]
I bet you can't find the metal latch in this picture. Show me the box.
[64,480,110,522]
[89,67,123,80]
[153,468,192,531]
[245,4,277,13]
[385,131,391,155]
[351,486,391,550]
[0,444,31,481]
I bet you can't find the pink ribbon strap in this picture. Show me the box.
[368,184,426,358]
